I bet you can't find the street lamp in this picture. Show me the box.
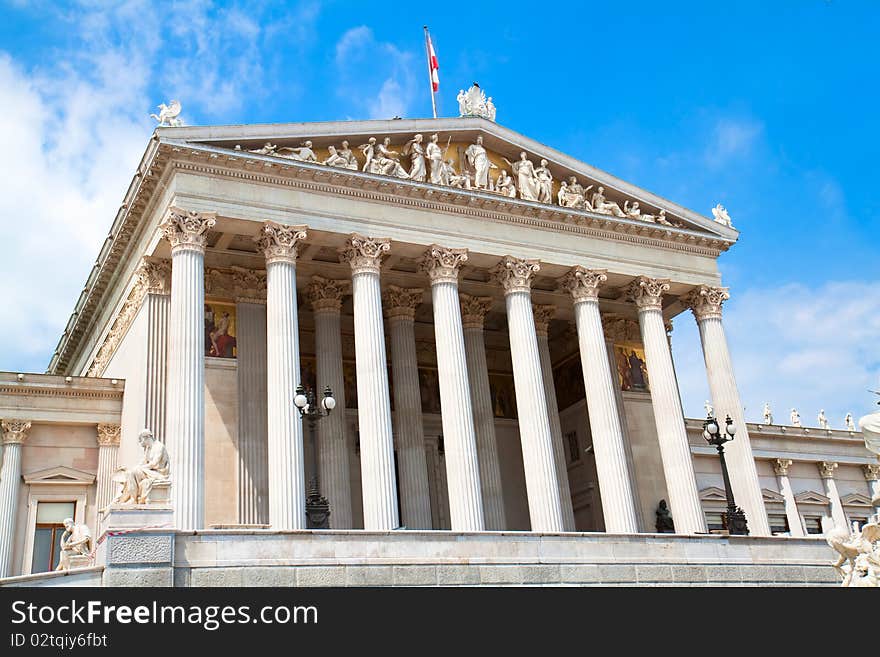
[294,384,336,529]
[703,413,749,535]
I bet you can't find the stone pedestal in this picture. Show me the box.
[99,507,175,587]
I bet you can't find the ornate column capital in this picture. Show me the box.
[532,304,556,337]
[818,461,838,479]
[600,314,641,344]
[863,463,880,482]
[459,294,493,330]
[307,275,352,314]
[96,423,121,447]
[339,234,391,275]
[684,285,730,322]
[231,266,267,304]
[382,285,424,321]
[773,458,793,477]
[557,266,607,304]
[626,276,671,312]
[491,256,540,295]
[205,267,235,299]
[159,207,217,254]
[255,220,308,265]
[1,419,31,445]
[419,245,468,284]
[136,258,171,296]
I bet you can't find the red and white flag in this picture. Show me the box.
[426,30,439,92]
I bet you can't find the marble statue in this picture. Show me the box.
[442,159,469,188]
[558,176,585,209]
[859,391,880,461]
[818,409,829,430]
[426,134,444,184]
[359,137,378,173]
[246,142,278,155]
[458,83,495,120]
[376,138,410,178]
[106,429,170,507]
[496,170,516,198]
[150,100,183,127]
[465,135,492,189]
[503,152,539,201]
[337,141,358,169]
[711,203,733,227]
[457,89,468,116]
[590,186,626,217]
[557,181,569,206]
[323,143,358,170]
[278,140,318,163]
[790,408,801,427]
[655,499,674,533]
[826,522,880,587]
[845,412,856,431]
[534,159,553,204]
[623,200,643,220]
[655,209,672,226]
[55,518,92,571]
[404,134,427,182]
[763,402,773,425]
[705,400,715,418]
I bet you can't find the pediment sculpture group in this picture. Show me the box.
[234,134,700,228]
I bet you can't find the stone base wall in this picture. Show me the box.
[0,566,104,588]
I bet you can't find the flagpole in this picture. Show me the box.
[423,25,437,119]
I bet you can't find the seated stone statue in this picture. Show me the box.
[655,499,674,533]
[56,518,92,570]
[107,429,170,507]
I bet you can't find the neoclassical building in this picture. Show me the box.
[1,105,876,586]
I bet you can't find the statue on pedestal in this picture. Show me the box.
[55,518,93,571]
[790,408,802,427]
[655,499,674,533]
[845,412,856,432]
[104,429,170,508]
[818,409,830,430]
[763,402,773,425]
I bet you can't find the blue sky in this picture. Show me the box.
[0,0,877,427]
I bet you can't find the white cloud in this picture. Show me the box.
[673,280,880,429]
[334,26,417,119]
[704,117,763,168]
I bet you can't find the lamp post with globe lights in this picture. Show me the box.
[294,384,336,529]
[703,413,750,535]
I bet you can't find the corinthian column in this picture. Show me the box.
[532,304,576,531]
[383,285,432,529]
[159,207,216,530]
[0,420,30,577]
[339,234,399,531]
[421,246,484,531]
[95,423,121,515]
[460,294,506,530]
[256,221,308,530]
[818,461,848,529]
[773,459,804,537]
[136,259,171,443]
[559,268,639,533]
[232,267,269,525]
[628,277,706,534]
[491,256,563,532]
[307,276,354,529]
[864,464,880,516]
[685,286,770,536]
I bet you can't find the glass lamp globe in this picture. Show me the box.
[706,421,719,435]
[323,396,337,411]
[294,392,308,409]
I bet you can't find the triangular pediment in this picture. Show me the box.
[762,488,785,504]
[840,492,873,507]
[159,117,737,241]
[23,465,96,486]
[699,486,728,502]
[795,490,830,505]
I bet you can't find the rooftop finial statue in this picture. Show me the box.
[457,83,496,121]
[763,402,773,425]
[711,203,733,227]
[150,100,183,127]
[790,408,802,427]
[818,409,829,430]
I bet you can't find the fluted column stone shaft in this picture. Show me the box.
[257,221,308,530]
[421,247,484,531]
[308,276,354,529]
[384,286,433,529]
[233,267,269,525]
[460,294,507,530]
[819,462,848,529]
[686,286,770,536]
[340,234,399,531]
[533,304,576,531]
[492,256,564,532]
[559,268,639,533]
[136,260,172,444]
[864,465,880,517]
[773,459,805,536]
[160,208,215,530]
[0,420,29,578]
[629,277,706,534]
[95,423,121,533]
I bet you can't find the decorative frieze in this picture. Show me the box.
[773,458,793,477]
[601,314,641,344]
[205,267,235,299]
[1,420,31,445]
[627,276,671,312]
[231,266,267,304]
[818,461,838,479]
[159,207,217,253]
[459,294,494,330]
[307,275,351,314]
[382,285,424,321]
[96,423,121,447]
[491,256,540,295]
[558,266,607,303]
[338,234,391,275]
[685,285,730,322]
[420,245,468,284]
[532,304,556,337]
[255,220,308,265]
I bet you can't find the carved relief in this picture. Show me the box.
[558,266,607,303]
[862,464,880,482]
[685,285,730,321]
[231,266,267,304]
[773,458,793,477]
[601,314,641,344]
[205,268,235,299]
[339,234,391,275]
[107,534,173,564]
[532,304,556,337]
[1,419,31,444]
[159,207,217,252]
[627,276,671,312]
[491,256,540,295]
[136,259,171,295]
[383,285,424,321]
[307,275,352,314]
[255,220,308,265]
[818,461,838,479]
[420,245,468,284]
[459,294,494,330]
[96,423,121,447]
